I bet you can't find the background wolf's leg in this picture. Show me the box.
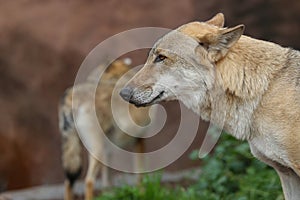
[64,180,73,200]
[101,164,109,187]
[85,155,100,200]
[101,150,110,188]
[135,138,145,184]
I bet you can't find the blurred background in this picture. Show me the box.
[0,0,299,192]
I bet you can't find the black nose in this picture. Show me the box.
[120,86,133,102]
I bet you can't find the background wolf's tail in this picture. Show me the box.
[59,88,82,188]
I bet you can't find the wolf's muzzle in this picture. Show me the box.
[119,86,133,102]
[120,85,156,107]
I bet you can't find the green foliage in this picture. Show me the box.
[96,173,198,200]
[190,134,283,200]
[96,133,284,200]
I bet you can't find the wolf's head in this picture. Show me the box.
[120,13,244,109]
[87,58,132,83]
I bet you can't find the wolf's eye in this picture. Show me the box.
[154,54,167,63]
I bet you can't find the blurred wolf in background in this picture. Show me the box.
[59,59,149,200]
[121,13,300,200]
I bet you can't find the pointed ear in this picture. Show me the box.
[203,25,244,61]
[217,24,244,48]
[205,13,225,27]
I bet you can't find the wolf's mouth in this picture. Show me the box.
[132,91,165,107]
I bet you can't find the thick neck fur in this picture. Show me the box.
[196,36,289,140]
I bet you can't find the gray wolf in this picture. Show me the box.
[59,59,149,200]
[120,13,300,199]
